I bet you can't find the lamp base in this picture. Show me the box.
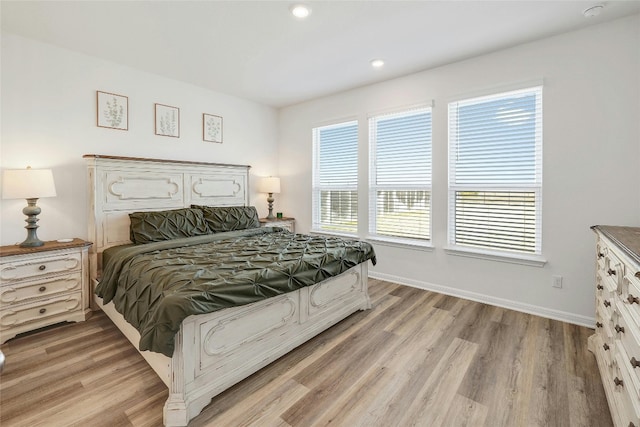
[266,193,276,220]
[20,198,45,247]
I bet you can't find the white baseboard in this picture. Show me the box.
[369,271,595,329]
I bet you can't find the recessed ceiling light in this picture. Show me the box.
[370,59,385,68]
[583,5,604,18]
[290,4,312,19]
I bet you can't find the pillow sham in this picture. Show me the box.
[191,205,260,232]
[129,208,210,244]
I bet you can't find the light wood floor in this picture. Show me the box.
[0,279,611,427]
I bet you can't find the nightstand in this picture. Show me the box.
[0,239,92,344]
[259,217,295,233]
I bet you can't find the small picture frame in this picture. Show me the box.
[97,91,128,130]
[155,103,180,138]
[203,113,223,143]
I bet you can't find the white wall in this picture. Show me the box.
[278,15,640,324]
[1,34,279,246]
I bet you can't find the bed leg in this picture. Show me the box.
[163,394,189,427]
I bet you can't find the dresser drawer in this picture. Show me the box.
[597,240,608,270]
[616,308,640,398]
[0,292,82,330]
[623,275,640,330]
[597,291,615,321]
[0,253,82,283]
[614,351,640,426]
[604,249,624,290]
[0,273,82,307]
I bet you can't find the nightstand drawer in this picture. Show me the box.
[0,273,82,307]
[0,253,82,282]
[0,292,82,330]
[260,217,295,233]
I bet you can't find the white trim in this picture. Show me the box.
[366,101,434,119]
[446,78,545,104]
[368,271,594,328]
[366,235,434,251]
[444,245,547,267]
[309,229,357,239]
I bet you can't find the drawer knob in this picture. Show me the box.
[615,324,625,334]
[39,308,46,314]
[596,322,603,328]
[630,423,636,427]
[38,286,47,292]
[603,343,610,351]
[596,285,604,290]
[631,357,640,368]
[628,295,640,305]
[614,377,624,387]
[608,268,616,276]
[38,265,46,271]
[604,300,611,307]
[598,252,605,259]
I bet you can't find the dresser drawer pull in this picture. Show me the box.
[38,265,46,271]
[614,377,624,387]
[603,343,610,351]
[608,268,616,276]
[615,325,625,334]
[598,252,605,259]
[596,285,604,290]
[38,286,47,293]
[628,295,640,305]
[636,272,640,279]
[630,423,636,427]
[596,322,603,328]
[39,308,46,314]
[604,300,611,307]
[631,357,640,368]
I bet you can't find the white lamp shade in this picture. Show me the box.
[2,168,57,200]
[257,176,281,194]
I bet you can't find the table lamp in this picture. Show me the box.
[258,176,280,220]
[2,167,57,247]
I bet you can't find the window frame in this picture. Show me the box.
[447,84,545,265]
[368,106,433,246]
[311,119,359,236]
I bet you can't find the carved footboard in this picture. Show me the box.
[164,263,370,426]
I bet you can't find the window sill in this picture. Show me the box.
[309,229,358,239]
[366,235,434,252]
[444,245,547,267]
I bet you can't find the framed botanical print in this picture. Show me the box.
[155,103,180,138]
[203,113,223,143]
[97,91,128,130]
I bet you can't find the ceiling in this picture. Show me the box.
[3,1,640,108]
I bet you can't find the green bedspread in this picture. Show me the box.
[97,228,376,356]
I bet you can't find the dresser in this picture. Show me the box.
[0,239,92,344]
[260,217,295,233]
[589,225,640,427]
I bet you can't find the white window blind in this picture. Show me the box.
[448,86,542,254]
[312,120,358,234]
[369,107,432,241]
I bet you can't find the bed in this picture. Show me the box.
[84,154,375,426]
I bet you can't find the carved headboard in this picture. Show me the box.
[84,154,251,282]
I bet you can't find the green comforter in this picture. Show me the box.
[96,228,376,356]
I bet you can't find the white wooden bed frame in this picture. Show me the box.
[84,155,371,426]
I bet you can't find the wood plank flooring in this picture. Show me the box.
[0,279,611,427]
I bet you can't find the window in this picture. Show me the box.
[448,86,542,255]
[312,120,358,234]
[369,107,432,242]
